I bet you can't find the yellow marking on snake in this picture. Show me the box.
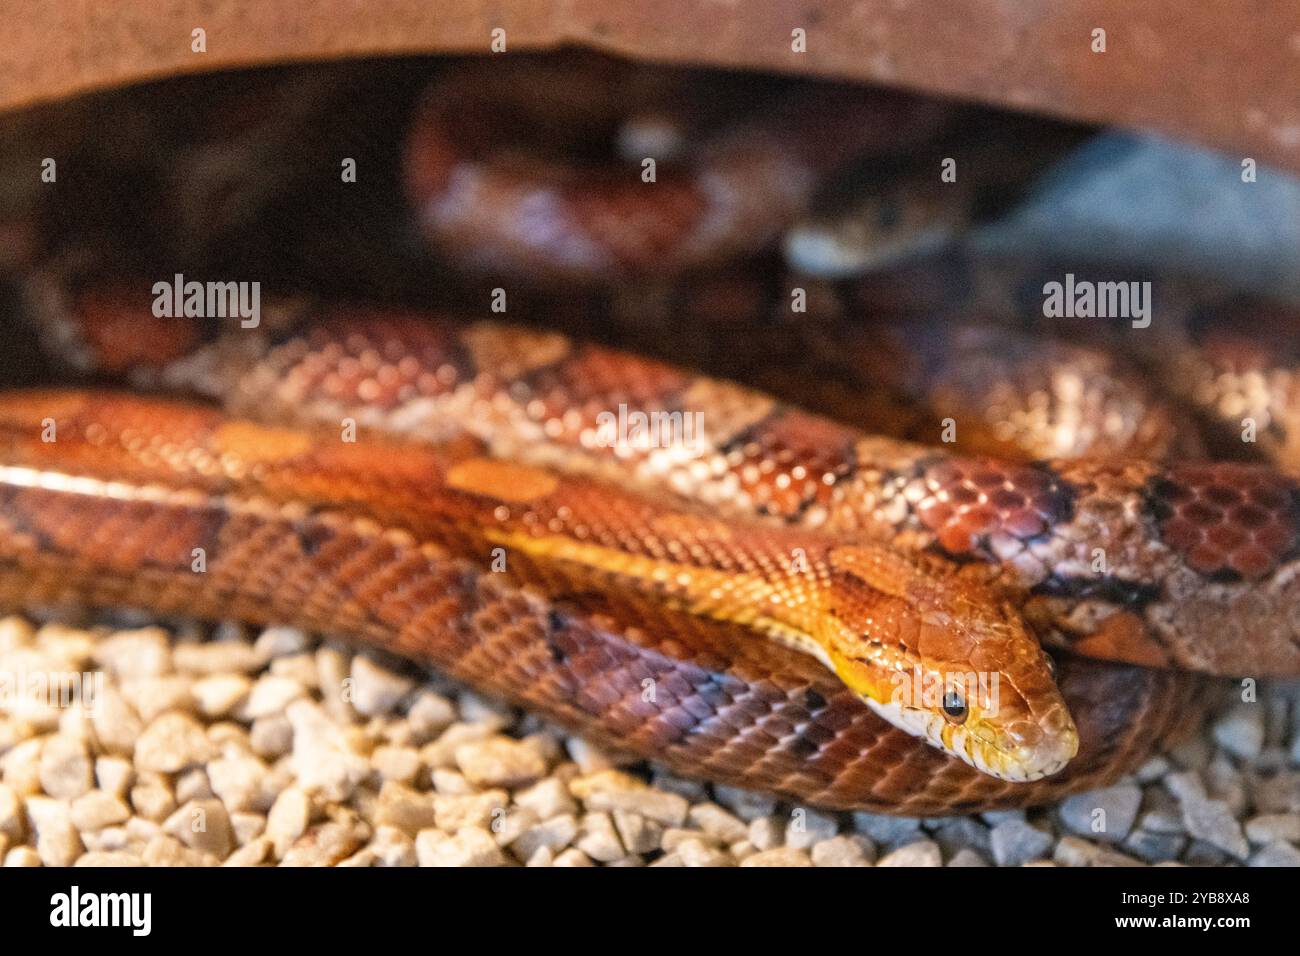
[445,457,560,502]
[214,421,313,462]
[482,527,827,655]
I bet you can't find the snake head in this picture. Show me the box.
[782,168,971,279]
[820,546,1079,781]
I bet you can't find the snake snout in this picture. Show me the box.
[974,691,1080,782]
[1001,721,1079,782]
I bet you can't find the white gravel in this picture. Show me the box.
[0,612,1297,867]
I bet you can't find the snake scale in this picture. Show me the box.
[3,55,1298,813]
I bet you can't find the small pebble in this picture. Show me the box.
[94,757,133,799]
[981,809,1026,826]
[576,780,689,827]
[371,781,436,835]
[141,834,217,867]
[853,812,923,848]
[175,640,264,675]
[612,810,662,855]
[688,803,747,844]
[785,808,839,850]
[990,820,1053,866]
[134,712,215,774]
[367,826,418,867]
[492,807,539,847]
[76,850,145,867]
[565,737,618,774]
[0,616,35,650]
[405,692,457,742]
[415,827,506,867]
[162,798,234,858]
[1134,756,1172,784]
[0,784,24,842]
[1212,705,1265,760]
[1122,828,1187,864]
[129,774,177,823]
[4,738,47,794]
[511,814,579,859]
[370,745,421,786]
[224,838,273,867]
[676,837,732,867]
[95,628,172,679]
[662,827,718,852]
[454,737,547,789]
[748,816,783,852]
[253,626,311,660]
[5,846,42,867]
[231,812,266,845]
[243,676,306,719]
[87,689,143,756]
[349,656,415,717]
[525,846,555,867]
[280,820,364,866]
[552,847,595,867]
[1053,835,1143,867]
[285,700,369,801]
[421,722,494,768]
[575,812,624,862]
[25,796,84,866]
[1248,841,1300,867]
[249,714,293,758]
[1168,777,1250,860]
[38,735,93,800]
[810,834,873,866]
[1057,784,1141,843]
[433,790,508,833]
[740,847,814,867]
[932,816,991,858]
[207,755,269,814]
[1183,841,1229,865]
[174,768,214,804]
[192,674,252,718]
[649,769,708,802]
[0,613,1288,868]
[70,790,131,831]
[712,784,778,821]
[266,788,313,857]
[515,778,577,819]
[1243,813,1300,845]
[877,839,943,867]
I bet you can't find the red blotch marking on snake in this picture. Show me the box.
[1147,463,1300,581]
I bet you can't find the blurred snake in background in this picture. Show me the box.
[1,54,1299,812]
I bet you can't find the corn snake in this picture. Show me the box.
[4,55,1299,812]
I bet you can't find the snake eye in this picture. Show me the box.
[941,687,968,724]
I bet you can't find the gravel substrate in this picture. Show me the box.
[1,612,1298,867]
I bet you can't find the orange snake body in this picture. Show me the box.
[0,388,1198,813]
[165,313,1300,677]
[402,57,950,285]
